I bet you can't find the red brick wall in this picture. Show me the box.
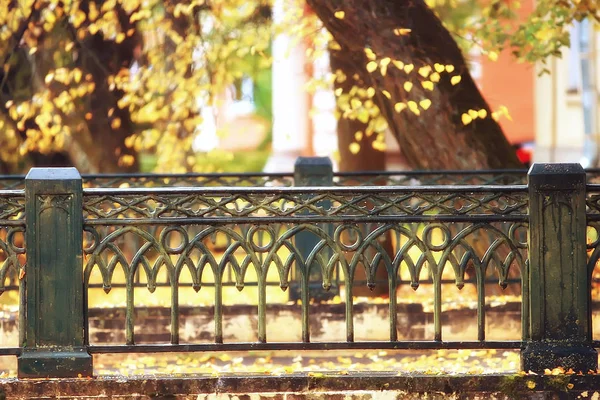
[477,0,535,145]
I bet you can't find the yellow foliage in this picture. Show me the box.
[421,81,434,91]
[0,0,274,171]
[419,99,432,110]
[394,102,407,113]
[349,142,361,154]
[366,61,378,73]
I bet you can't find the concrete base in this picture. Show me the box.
[521,342,598,373]
[5,372,600,399]
[17,347,93,378]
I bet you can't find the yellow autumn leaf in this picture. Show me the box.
[393,28,412,35]
[478,109,488,119]
[418,66,431,78]
[349,142,360,154]
[392,60,404,70]
[73,69,82,83]
[334,11,345,19]
[44,72,54,84]
[72,9,86,28]
[111,118,122,129]
[422,81,434,91]
[434,63,445,73]
[451,75,462,85]
[354,131,363,141]
[407,101,420,115]
[394,102,407,112]
[461,113,473,125]
[119,154,135,167]
[468,109,478,119]
[381,90,391,99]
[446,65,455,73]
[366,61,378,73]
[430,72,440,83]
[404,81,413,92]
[364,48,376,60]
[488,51,498,62]
[420,99,432,110]
[404,64,414,73]
[372,140,386,151]
[526,380,536,389]
[366,87,375,97]
[329,41,341,50]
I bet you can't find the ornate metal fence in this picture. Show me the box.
[0,160,598,379]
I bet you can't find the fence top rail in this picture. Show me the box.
[83,184,529,196]
[0,167,597,180]
[0,189,24,197]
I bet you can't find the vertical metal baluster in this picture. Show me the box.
[170,271,179,344]
[477,271,485,341]
[18,275,25,347]
[345,278,354,342]
[521,258,530,341]
[257,272,267,343]
[125,275,135,345]
[83,280,89,346]
[214,273,223,343]
[389,275,398,341]
[433,276,442,341]
[301,272,310,343]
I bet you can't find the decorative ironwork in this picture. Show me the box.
[82,187,528,222]
[0,191,26,296]
[83,184,527,349]
[0,226,26,296]
[0,191,26,222]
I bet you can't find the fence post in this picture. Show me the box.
[17,168,92,378]
[522,163,597,373]
[290,157,338,302]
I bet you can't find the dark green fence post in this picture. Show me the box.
[290,157,338,302]
[522,163,597,373]
[18,168,92,378]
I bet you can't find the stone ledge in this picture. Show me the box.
[2,372,600,399]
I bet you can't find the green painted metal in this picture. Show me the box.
[522,163,597,373]
[17,168,92,378]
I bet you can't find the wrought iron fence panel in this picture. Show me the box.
[0,190,26,356]
[81,185,527,350]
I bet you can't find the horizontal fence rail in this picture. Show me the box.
[0,159,598,378]
[0,168,598,190]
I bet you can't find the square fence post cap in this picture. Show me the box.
[25,167,82,181]
[528,163,585,190]
[294,157,333,169]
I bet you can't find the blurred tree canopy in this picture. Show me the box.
[0,0,598,172]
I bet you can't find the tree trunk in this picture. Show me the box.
[331,51,393,297]
[306,0,523,170]
[72,1,140,173]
